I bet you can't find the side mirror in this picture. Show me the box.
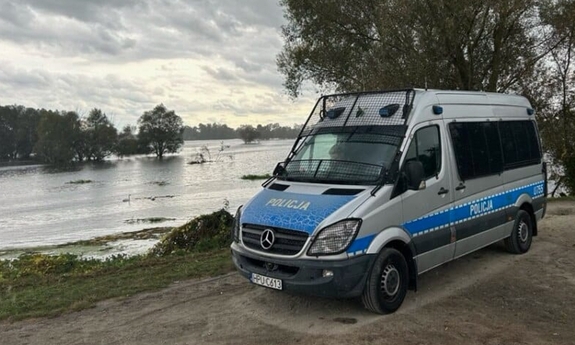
[273,162,286,176]
[405,160,426,190]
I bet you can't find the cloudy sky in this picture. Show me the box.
[0,0,317,128]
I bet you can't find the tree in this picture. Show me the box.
[0,106,18,160]
[34,110,82,164]
[84,108,118,161]
[15,107,40,159]
[278,0,552,97]
[237,125,260,143]
[115,125,150,157]
[137,104,183,158]
[530,0,575,193]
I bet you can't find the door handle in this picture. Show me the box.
[455,183,466,191]
[438,187,449,195]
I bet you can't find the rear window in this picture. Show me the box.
[499,121,541,169]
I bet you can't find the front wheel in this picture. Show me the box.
[504,209,533,254]
[361,248,409,314]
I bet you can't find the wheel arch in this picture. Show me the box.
[513,193,537,236]
[519,202,537,236]
[366,227,417,291]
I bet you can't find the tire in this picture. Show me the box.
[504,209,533,254]
[361,248,409,314]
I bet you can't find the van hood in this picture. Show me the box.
[240,189,359,234]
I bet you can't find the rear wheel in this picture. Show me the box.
[361,248,408,314]
[504,209,533,254]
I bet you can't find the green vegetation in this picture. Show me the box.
[0,251,233,321]
[138,104,184,159]
[237,125,260,144]
[149,180,170,186]
[81,108,118,161]
[0,104,182,164]
[66,179,93,184]
[182,123,302,141]
[0,209,235,321]
[150,209,233,256]
[124,217,176,224]
[241,174,272,180]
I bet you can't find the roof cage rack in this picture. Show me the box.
[282,89,414,161]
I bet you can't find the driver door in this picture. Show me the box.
[400,121,454,273]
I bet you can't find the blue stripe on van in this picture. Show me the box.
[347,180,545,255]
[406,180,545,238]
[346,233,376,255]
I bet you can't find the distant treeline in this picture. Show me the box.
[0,104,185,164]
[183,123,303,141]
[0,104,303,164]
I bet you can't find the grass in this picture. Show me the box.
[0,250,234,321]
[0,209,236,321]
[66,179,93,184]
[241,173,272,180]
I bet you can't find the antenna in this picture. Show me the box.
[425,76,428,91]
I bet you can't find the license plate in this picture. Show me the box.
[250,273,283,290]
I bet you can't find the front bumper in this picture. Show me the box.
[231,243,375,298]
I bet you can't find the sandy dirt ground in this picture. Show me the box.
[2,201,575,345]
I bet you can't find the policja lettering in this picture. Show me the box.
[266,198,311,210]
[469,199,494,216]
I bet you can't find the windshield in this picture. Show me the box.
[278,126,404,185]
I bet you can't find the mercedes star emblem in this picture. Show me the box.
[260,229,275,250]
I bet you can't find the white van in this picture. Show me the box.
[230,89,546,313]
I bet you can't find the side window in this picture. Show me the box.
[405,126,441,179]
[499,121,541,169]
[449,122,502,180]
[482,122,504,173]
[524,121,542,161]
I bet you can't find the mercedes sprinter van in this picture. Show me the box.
[231,89,546,314]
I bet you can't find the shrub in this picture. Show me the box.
[150,209,234,256]
[66,179,93,184]
[241,174,271,180]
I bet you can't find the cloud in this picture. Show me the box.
[14,0,142,28]
[0,1,35,27]
[201,66,241,82]
[0,0,283,59]
[0,63,52,88]
[0,0,316,128]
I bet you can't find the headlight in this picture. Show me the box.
[232,206,242,243]
[307,219,361,256]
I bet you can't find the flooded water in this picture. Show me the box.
[0,139,293,250]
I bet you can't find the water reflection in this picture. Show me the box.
[41,164,85,174]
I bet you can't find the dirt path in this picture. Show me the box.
[3,201,575,345]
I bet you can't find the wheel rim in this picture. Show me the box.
[518,220,529,243]
[380,264,400,297]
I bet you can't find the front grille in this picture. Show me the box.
[242,224,309,255]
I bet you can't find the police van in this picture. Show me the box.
[230,89,546,314]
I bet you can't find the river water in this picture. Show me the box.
[0,139,293,250]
